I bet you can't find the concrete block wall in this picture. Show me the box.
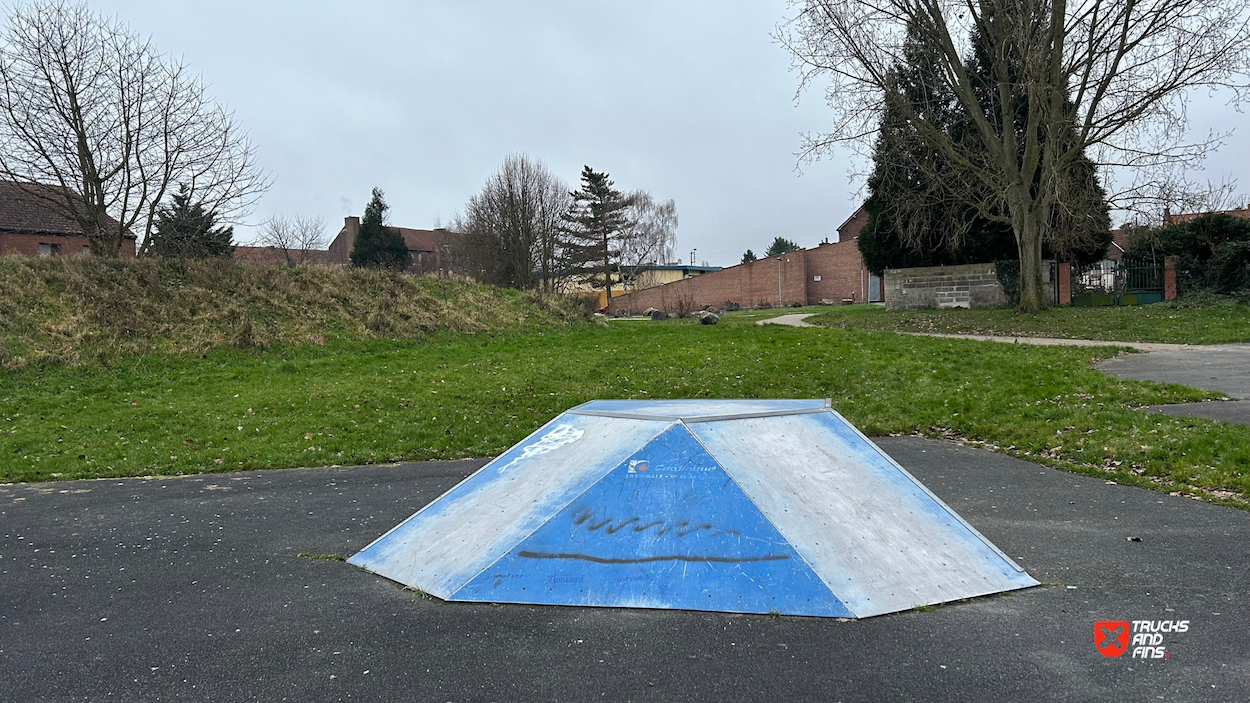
[883,263,1007,310]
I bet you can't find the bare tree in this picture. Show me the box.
[618,191,678,291]
[0,0,268,258]
[257,215,327,267]
[451,153,569,291]
[780,0,1250,311]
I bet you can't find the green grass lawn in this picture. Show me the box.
[802,302,1250,344]
[4,320,1248,507]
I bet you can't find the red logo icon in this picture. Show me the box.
[1096,621,1129,658]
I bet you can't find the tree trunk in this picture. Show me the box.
[602,231,612,308]
[1007,188,1049,313]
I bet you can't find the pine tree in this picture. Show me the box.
[146,184,235,259]
[563,166,629,304]
[350,188,411,270]
[857,20,1014,274]
[741,249,757,264]
[764,237,800,257]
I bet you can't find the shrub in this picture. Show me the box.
[1125,213,1250,294]
[994,259,1021,305]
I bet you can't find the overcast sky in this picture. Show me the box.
[86,1,1249,267]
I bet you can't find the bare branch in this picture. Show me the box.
[0,0,269,257]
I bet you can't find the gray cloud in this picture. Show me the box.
[86,1,1246,265]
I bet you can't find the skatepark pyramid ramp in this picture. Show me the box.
[349,400,1038,618]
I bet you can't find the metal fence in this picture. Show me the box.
[1072,260,1164,306]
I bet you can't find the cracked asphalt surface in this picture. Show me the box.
[2,437,1246,702]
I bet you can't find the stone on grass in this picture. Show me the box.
[650,310,670,320]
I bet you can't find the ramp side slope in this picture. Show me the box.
[349,400,1039,618]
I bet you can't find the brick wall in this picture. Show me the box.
[807,239,870,302]
[883,263,1007,310]
[0,232,136,258]
[326,217,359,266]
[608,237,872,313]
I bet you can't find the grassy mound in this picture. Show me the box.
[0,256,592,367]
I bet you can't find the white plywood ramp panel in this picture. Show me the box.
[348,414,670,598]
[688,411,1038,618]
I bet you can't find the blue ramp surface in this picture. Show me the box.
[452,423,851,617]
[350,400,1038,617]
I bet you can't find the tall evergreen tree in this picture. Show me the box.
[563,166,629,304]
[741,249,758,264]
[858,19,1111,275]
[350,188,411,270]
[964,20,1112,267]
[145,184,235,259]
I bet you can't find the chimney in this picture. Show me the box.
[1162,207,1171,226]
[328,216,362,265]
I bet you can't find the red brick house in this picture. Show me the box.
[0,181,137,258]
[324,216,458,275]
[609,206,881,313]
[1103,228,1130,262]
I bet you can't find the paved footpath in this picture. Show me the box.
[757,313,817,327]
[2,438,1246,702]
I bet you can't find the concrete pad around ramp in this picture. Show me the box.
[0,440,1246,702]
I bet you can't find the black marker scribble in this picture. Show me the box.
[570,508,740,538]
[517,550,789,565]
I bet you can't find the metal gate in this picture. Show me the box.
[1071,260,1164,306]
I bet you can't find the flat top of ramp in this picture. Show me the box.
[569,398,830,421]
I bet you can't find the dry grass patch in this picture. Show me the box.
[0,256,591,367]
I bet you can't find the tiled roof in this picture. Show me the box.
[232,246,334,265]
[1165,207,1250,225]
[1104,228,1128,261]
[0,181,135,239]
[398,228,450,253]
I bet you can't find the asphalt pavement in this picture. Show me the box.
[2,438,1247,702]
[1097,343,1250,426]
[1096,344,1250,400]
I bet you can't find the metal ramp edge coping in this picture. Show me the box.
[565,398,833,424]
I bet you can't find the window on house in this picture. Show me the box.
[38,243,53,257]
[83,245,91,255]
